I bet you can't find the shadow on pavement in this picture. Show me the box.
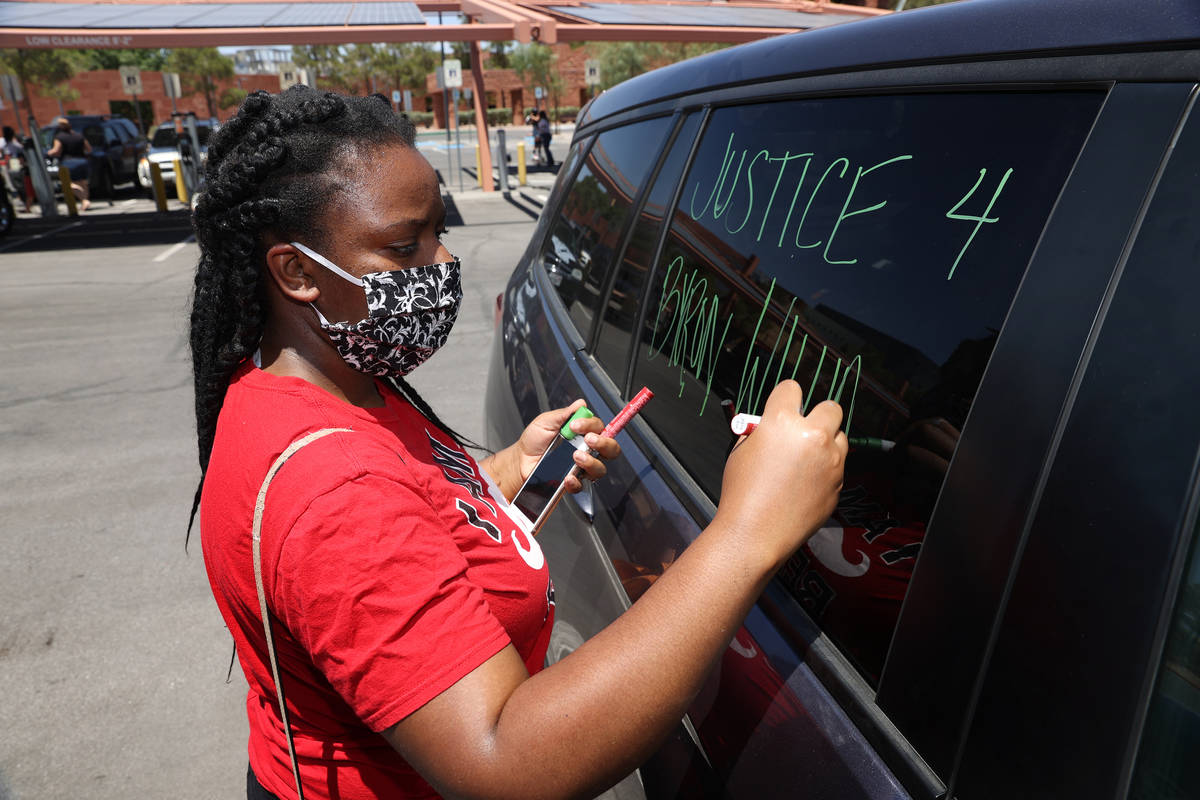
[0,209,194,254]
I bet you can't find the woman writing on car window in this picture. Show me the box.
[191,87,847,800]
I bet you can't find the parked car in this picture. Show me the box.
[483,0,1200,798]
[137,117,216,190]
[40,114,148,197]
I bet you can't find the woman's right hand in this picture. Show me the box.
[713,380,848,567]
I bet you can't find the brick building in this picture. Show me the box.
[424,44,594,128]
[5,68,285,135]
[5,44,594,136]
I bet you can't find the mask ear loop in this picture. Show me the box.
[291,241,363,327]
[290,241,363,287]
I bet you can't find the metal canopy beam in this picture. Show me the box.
[1,22,516,48]
[0,0,883,48]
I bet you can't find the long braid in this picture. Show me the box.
[186,87,467,543]
[388,376,488,452]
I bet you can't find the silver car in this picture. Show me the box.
[137,119,215,189]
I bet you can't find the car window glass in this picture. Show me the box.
[105,126,121,146]
[1130,524,1200,800]
[628,92,1103,682]
[595,113,702,381]
[538,117,674,340]
[82,125,105,148]
[151,127,178,148]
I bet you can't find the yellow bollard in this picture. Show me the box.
[517,142,527,186]
[474,146,482,188]
[173,158,189,204]
[57,166,78,216]
[149,162,168,213]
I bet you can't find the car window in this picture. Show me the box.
[595,113,703,380]
[82,125,105,148]
[151,127,178,148]
[1130,525,1200,800]
[537,116,674,340]
[153,124,213,149]
[626,91,1103,682]
[104,126,122,146]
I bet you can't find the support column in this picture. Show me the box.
[469,41,494,193]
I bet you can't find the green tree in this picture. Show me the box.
[77,48,168,71]
[510,43,564,118]
[166,47,234,119]
[342,44,381,95]
[588,41,727,91]
[294,44,352,92]
[373,42,437,97]
[0,48,83,125]
[449,40,472,71]
[219,86,248,111]
[486,41,510,69]
[43,82,80,116]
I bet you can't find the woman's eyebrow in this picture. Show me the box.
[379,218,428,234]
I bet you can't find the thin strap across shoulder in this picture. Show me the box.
[252,427,353,800]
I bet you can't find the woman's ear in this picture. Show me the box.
[264,243,320,303]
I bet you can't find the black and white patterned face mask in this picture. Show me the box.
[291,241,463,378]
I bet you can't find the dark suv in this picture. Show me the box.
[41,115,148,196]
[484,0,1200,798]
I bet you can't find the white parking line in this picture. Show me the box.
[154,235,195,263]
[0,220,84,254]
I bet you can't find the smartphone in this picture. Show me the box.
[510,407,594,528]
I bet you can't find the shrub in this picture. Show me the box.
[404,111,435,128]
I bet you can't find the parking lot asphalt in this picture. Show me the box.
[0,148,549,798]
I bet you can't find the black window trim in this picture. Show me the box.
[583,108,688,357]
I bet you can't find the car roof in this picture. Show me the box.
[582,0,1200,124]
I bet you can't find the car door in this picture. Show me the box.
[490,66,1199,800]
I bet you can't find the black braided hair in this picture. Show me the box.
[187,86,479,542]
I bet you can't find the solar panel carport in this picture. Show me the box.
[0,0,885,190]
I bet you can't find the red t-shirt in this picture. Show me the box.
[201,363,554,799]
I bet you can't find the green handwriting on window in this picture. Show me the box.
[687,132,1012,280]
[648,259,862,429]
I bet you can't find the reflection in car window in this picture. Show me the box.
[629,92,1103,682]
[539,117,674,339]
[1130,528,1200,800]
[595,113,702,381]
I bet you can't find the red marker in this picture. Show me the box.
[603,386,654,439]
[530,387,654,535]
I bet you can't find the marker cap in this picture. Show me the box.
[560,406,595,440]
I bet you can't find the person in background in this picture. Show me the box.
[45,116,91,211]
[0,125,29,212]
[535,109,554,168]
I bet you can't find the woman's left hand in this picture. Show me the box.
[487,399,621,501]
